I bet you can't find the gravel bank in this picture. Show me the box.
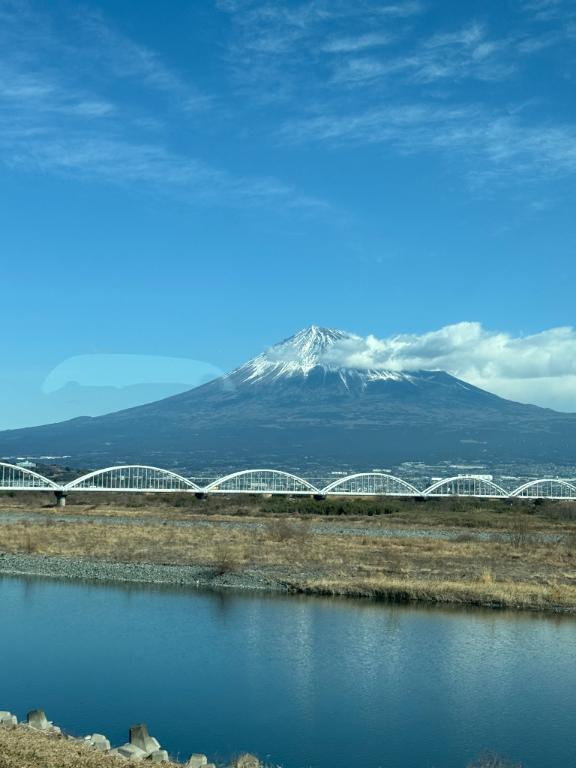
[0,552,294,592]
[2,551,574,614]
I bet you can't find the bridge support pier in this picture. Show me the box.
[54,490,67,508]
[313,494,326,501]
[194,492,207,500]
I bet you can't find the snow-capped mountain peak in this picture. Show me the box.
[229,325,413,387]
[267,325,350,368]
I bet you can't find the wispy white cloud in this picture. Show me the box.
[219,0,425,89]
[220,3,547,95]
[523,0,576,22]
[76,10,209,111]
[321,33,394,54]
[375,2,425,18]
[0,127,325,210]
[218,0,424,30]
[0,0,208,111]
[218,0,576,190]
[317,322,576,412]
[280,103,477,143]
[0,0,325,211]
[0,61,115,118]
[280,103,576,184]
[331,22,531,86]
[2,0,574,206]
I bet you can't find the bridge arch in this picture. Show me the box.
[0,462,59,490]
[322,473,420,496]
[65,465,200,492]
[423,476,508,498]
[510,479,576,499]
[204,469,319,495]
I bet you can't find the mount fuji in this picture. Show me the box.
[2,325,576,471]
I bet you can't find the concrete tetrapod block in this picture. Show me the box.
[186,754,208,768]
[130,724,161,754]
[27,710,50,730]
[86,733,111,751]
[148,749,169,763]
[116,743,149,760]
[0,712,18,726]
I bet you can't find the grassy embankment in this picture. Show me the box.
[0,727,520,768]
[0,727,178,768]
[1,492,576,612]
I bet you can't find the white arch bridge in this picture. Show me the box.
[1,463,576,505]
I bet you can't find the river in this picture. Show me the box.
[1,576,574,767]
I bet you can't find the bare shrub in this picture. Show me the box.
[172,494,194,508]
[213,544,239,575]
[507,517,530,548]
[265,517,311,544]
[24,532,38,554]
[552,502,576,522]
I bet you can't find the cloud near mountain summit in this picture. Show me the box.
[320,322,576,413]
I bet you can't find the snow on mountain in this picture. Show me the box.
[229,325,413,387]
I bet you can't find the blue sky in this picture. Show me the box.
[1,0,576,428]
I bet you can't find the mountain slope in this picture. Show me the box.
[2,326,576,470]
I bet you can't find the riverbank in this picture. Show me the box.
[1,550,575,613]
[1,494,576,613]
[0,717,519,768]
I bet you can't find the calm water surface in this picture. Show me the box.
[1,576,575,768]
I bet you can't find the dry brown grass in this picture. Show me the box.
[0,726,180,768]
[298,575,576,611]
[1,497,576,612]
[5,491,576,531]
